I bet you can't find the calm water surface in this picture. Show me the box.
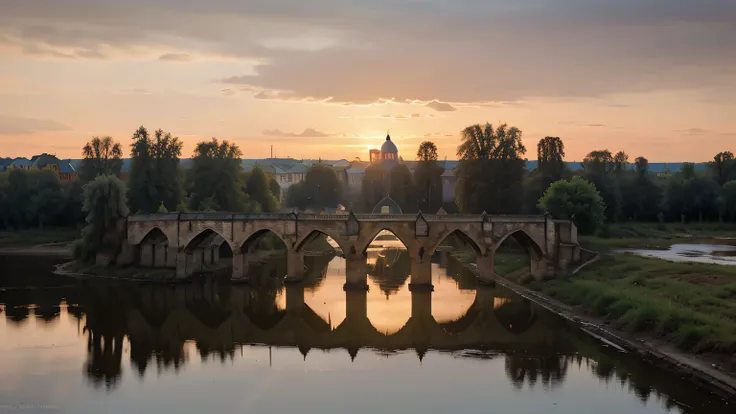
[620,243,736,266]
[0,251,731,414]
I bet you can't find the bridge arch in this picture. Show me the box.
[358,226,416,254]
[183,228,234,253]
[426,228,483,257]
[294,229,348,255]
[240,228,289,253]
[494,229,545,259]
[139,227,169,245]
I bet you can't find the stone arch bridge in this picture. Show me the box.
[126,212,581,288]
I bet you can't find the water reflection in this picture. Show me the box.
[0,251,732,414]
[620,243,736,265]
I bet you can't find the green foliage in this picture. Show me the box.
[537,136,565,182]
[128,126,184,213]
[186,138,248,212]
[413,158,443,213]
[662,175,720,222]
[537,176,606,234]
[581,149,623,222]
[78,136,123,183]
[718,180,736,221]
[78,175,129,262]
[710,151,735,186]
[456,123,526,213]
[416,141,438,162]
[358,164,388,211]
[529,254,736,354]
[0,168,82,230]
[388,164,417,213]
[268,177,281,200]
[245,167,280,212]
[286,164,342,210]
[157,202,168,213]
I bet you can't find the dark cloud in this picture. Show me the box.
[0,115,72,134]
[585,123,607,128]
[158,53,191,62]
[1,1,735,103]
[263,128,330,137]
[425,101,457,112]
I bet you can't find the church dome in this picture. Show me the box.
[380,135,398,154]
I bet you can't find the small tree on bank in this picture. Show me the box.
[537,177,606,235]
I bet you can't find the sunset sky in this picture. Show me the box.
[1,0,734,161]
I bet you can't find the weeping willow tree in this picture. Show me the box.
[75,175,130,262]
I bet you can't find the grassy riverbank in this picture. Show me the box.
[0,228,79,247]
[530,255,736,357]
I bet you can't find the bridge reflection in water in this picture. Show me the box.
[1,251,732,414]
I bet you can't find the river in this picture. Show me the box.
[0,250,731,414]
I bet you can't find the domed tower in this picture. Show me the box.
[380,134,399,167]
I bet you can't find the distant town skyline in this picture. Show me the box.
[1,1,734,161]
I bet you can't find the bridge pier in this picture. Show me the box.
[410,288,432,319]
[286,250,305,282]
[166,247,177,268]
[344,256,368,290]
[140,244,154,267]
[344,288,368,321]
[531,256,554,280]
[286,284,305,314]
[476,253,494,284]
[409,258,433,290]
[231,251,248,282]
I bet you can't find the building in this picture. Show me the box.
[0,154,77,183]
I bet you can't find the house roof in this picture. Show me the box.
[10,157,33,168]
[31,153,61,168]
[58,159,76,174]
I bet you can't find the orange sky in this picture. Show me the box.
[1,1,735,162]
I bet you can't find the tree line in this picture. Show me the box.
[2,122,734,238]
[0,126,282,232]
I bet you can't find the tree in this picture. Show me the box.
[79,136,123,183]
[456,123,527,213]
[663,174,720,222]
[581,149,622,222]
[186,138,247,212]
[389,164,417,213]
[613,151,629,174]
[537,177,606,235]
[634,156,649,180]
[77,175,130,262]
[27,169,64,229]
[620,156,662,221]
[128,126,184,213]
[710,151,735,186]
[719,180,736,222]
[269,177,281,201]
[245,167,280,212]
[417,141,438,162]
[537,137,565,181]
[680,162,696,180]
[286,164,342,210]
[359,164,387,212]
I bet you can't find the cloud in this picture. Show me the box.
[263,128,330,137]
[221,88,236,96]
[337,114,434,120]
[121,88,153,95]
[158,53,191,62]
[1,1,735,103]
[0,115,72,134]
[425,101,457,112]
[585,123,607,127]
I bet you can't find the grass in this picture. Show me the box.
[0,227,80,247]
[451,248,530,279]
[526,254,736,356]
